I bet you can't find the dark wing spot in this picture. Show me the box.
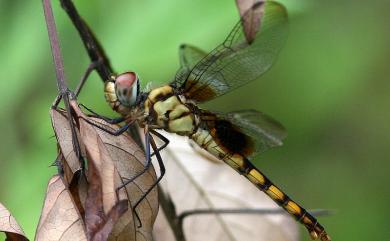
[184,79,217,102]
[214,120,253,156]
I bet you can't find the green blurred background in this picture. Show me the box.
[0,0,389,240]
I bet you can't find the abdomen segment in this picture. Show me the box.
[191,128,331,241]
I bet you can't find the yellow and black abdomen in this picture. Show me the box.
[191,125,331,241]
[243,160,331,241]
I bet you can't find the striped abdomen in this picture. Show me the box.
[191,128,331,241]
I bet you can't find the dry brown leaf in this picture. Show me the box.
[79,117,129,241]
[0,202,29,241]
[154,132,298,241]
[69,101,158,241]
[51,108,84,185]
[92,120,158,241]
[35,175,87,241]
[235,0,265,43]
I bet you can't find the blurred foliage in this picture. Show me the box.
[0,0,389,240]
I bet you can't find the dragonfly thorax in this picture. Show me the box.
[144,85,199,135]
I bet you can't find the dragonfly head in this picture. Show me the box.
[114,71,140,107]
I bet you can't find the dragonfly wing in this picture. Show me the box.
[171,1,288,103]
[179,44,208,69]
[202,109,287,159]
[174,44,208,86]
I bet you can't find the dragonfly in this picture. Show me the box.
[58,0,331,240]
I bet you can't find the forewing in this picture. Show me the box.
[205,109,287,159]
[171,1,288,103]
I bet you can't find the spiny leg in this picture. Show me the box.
[82,117,133,136]
[74,59,104,97]
[118,128,167,226]
[150,130,170,156]
[117,128,153,193]
[79,103,125,124]
[52,60,103,108]
[132,130,166,227]
[133,132,167,208]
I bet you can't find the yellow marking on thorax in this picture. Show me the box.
[144,85,173,116]
[153,96,182,126]
[149,85,173,102]
[168,115,194,134]
[169,104,190,119]
[147,88,195,135]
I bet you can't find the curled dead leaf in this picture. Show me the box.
[79,121,129,241]
[235,0,265,44]
[0,202,29,241]
[91,121,158,241]
[35,175,86,241]
[49,101,158,241]
[50,108,85,185]
[154,132,299,241]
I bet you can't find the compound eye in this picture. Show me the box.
[115,72,139,107]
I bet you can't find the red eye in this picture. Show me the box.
[115,72,139,106]
[116,72,137,89]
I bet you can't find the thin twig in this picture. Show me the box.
[42,0,67,94]
[157,187,186,241]
[178,208,333,228]
[42,0,83,166]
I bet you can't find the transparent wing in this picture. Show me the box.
[171,1,288,103]
[174,44,208,83]
[202,109,287,159]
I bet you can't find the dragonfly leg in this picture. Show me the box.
[59,0,143,145]
[132,130,166,227]
[52,60,103,108]
[82,117,132,136]
[79,103,125,124]
[74,59,104,97]
[150,130,170,156]
[117,128,153,192]
[115,127,153,226]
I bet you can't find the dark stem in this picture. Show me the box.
[42,0,83,165]
[42,0,67,94]
[178,208,332,228]
[157,187,187,241]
